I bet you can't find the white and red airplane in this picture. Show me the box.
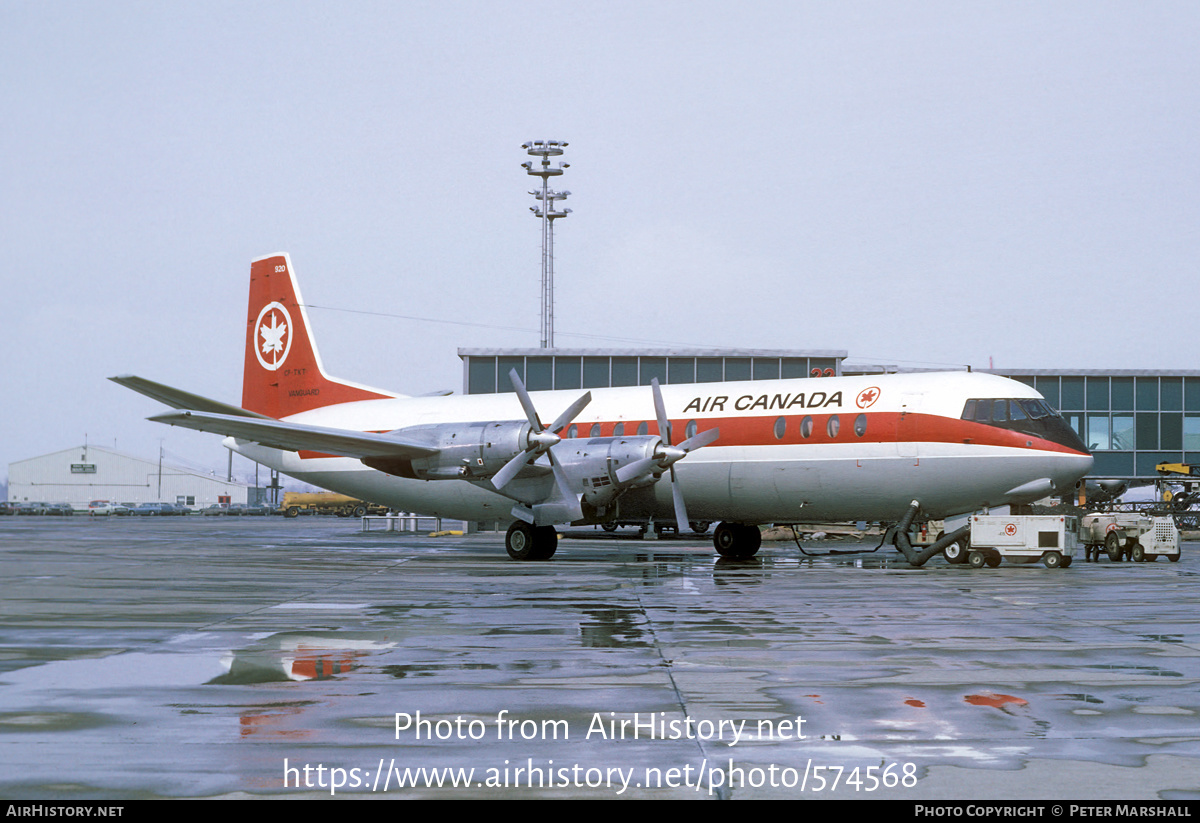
[114,253,1093,561]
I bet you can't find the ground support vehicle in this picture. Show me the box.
[1079,513,1180,563]
[280,492,387,518]
[966,515,1079,568]
[904,518,971,564]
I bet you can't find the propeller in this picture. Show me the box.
[614,378,719,528]
[491,369,591,492]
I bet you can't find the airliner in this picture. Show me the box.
[113,253,1093,561]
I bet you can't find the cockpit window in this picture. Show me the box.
[1017,398,1050,419]
[959,397,1085,453]
[963,398,1056,423]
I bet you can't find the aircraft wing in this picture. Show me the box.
[147,410,439,460]
[109,375,272,419]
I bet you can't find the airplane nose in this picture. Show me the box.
[1056,452,1094,491]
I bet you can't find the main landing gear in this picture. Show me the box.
[505,521,558,561]
[713,522,761,560]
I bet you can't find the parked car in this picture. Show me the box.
[0,502,19,516]
[46,503,76,516]
[18,502,51,515]
[133,503,180,516]
[89,501,117,516]
[201,504,228,516]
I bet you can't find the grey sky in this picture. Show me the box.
[3,1,1198,478]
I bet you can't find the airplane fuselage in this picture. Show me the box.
[230,370,1092,525]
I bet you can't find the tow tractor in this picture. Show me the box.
[1078,513,1180,562]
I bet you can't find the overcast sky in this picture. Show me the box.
[3,1,1198,480]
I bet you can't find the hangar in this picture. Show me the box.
[8,444,253,509]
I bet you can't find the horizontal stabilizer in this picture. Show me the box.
[110,375,271,419]
[147,410,439,460]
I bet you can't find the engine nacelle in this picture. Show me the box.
[552,435,664,508]
[362,420,529,480]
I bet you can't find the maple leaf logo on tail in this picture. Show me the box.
[260,312,287,356]
[253,302,293,371]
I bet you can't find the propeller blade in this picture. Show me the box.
[508,369,543,430]
[548,390,592,435]
[548,450,580,516]
[491,448,534,490]
[670,465,690,529]
[615,456,659,485]
[651,378,671,444]
[677,427,719,453]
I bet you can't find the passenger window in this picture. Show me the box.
[685,420,697,439]
[590,423,601,437]
[613,422,625,436]
[567,424,578,438]
[637,421,648,436]
[774,416,786,440]
[827,415,840,438]
[800,416,813,438]
[854,413,867,436]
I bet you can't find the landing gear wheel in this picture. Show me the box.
[532,525,558,559]
[506,521,536,560]
[506,522,557,561]
[601,523,618,532]
[968,550,987,569]
[1105,532,1124,562]
[741,525,762,557]
[943,538,969,565]
[713,522,761,559]
[1042,551,1063,569]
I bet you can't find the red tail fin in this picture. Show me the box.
[242,253,396,418]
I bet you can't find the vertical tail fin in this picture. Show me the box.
[242,253,397,418]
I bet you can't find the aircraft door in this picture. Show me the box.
[898,393,924,459]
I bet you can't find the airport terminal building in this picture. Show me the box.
[459,349,1200,482]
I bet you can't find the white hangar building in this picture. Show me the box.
[8,445,252,509]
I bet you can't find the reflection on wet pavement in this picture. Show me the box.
[1,518,1198,799]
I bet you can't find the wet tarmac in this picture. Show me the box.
[1,516,1198,799]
